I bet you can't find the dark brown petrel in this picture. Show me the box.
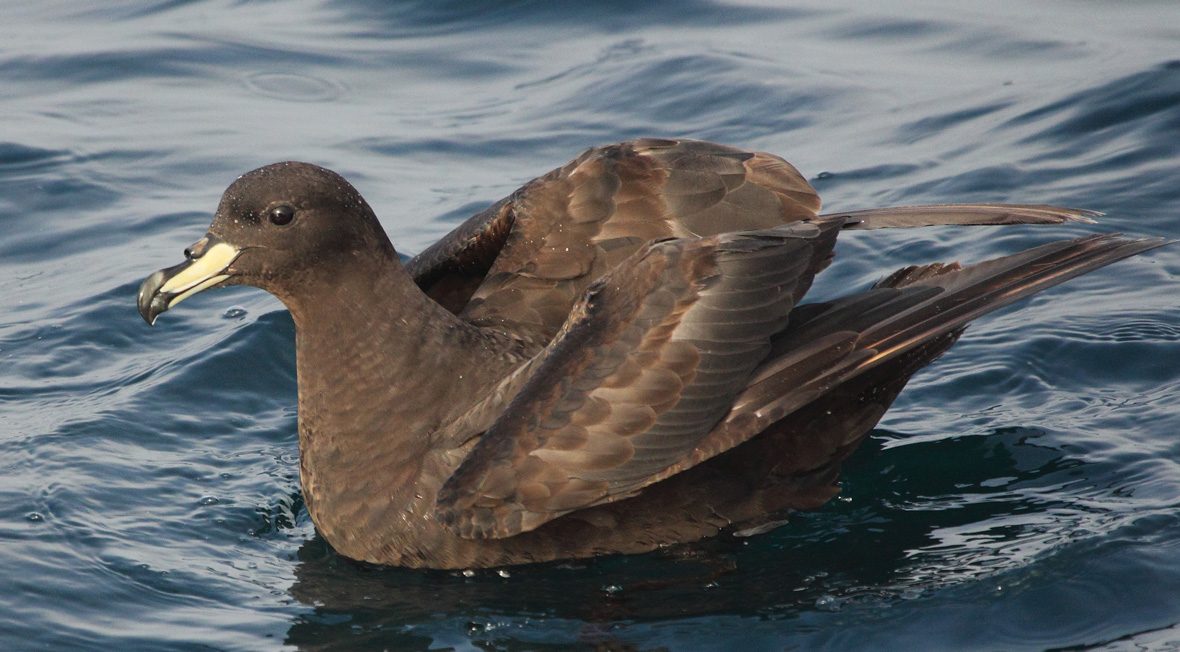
[138,139,1167,568]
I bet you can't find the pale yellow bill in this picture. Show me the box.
[158,242,240,308]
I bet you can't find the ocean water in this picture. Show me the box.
[2,0,1179,649]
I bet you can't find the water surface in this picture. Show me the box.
[2,1,1179,649]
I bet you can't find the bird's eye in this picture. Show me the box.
[269,205,295,226]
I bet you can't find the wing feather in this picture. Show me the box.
[405,140,1099,352]
[681,233,1169,469]
[405,140,820,348]
[831,203,1099,229]
[434,222,839,538]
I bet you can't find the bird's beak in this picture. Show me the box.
[138,235,241,325]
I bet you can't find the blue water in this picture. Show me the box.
[2,1,1179,649]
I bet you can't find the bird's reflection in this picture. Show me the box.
[282,425,1071,650]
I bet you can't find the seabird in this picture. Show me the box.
[138,139,1166,568]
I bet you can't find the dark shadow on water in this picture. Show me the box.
[280,425,1086,650]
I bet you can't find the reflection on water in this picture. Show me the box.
[282,426,1178,649]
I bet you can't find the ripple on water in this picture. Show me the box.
[241,71,348,103]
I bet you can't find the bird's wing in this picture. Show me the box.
[437,232,1165,539]
[434,222,840,538]
[405,138,821,346]
[684,233,1168,466]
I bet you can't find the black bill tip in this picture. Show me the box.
[137,268,170,325]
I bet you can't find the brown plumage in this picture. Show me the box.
[137,138,1168,568]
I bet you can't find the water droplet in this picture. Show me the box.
[496,569,510,578]
[462,569,475,577]
[815,171,834,180]
[222,306,247,320]
[602,584,622,594]
[815,594,842,611]
[25,512,44,523]
[198,496,220,506]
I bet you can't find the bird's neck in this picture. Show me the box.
[286,250,516,439]
[279,250,519,547]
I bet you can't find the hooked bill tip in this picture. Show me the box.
[137,269,168,325]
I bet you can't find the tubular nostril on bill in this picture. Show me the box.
[184,237,211,260]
